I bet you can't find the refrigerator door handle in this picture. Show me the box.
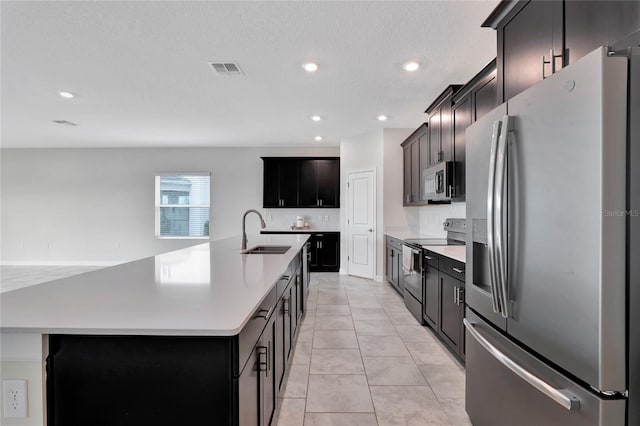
[487,120,502,314]
[495,115,512,318]
[463,319,581,411]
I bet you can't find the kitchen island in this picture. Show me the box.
[0,234,309,426]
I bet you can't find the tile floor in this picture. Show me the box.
[277,272,471,426]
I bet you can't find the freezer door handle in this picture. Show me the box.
[487,120,502,314]
[463,319,581,411]
[495,115,512,318]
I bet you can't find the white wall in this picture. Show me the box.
[0,147,339,264]
[339,131,384,279]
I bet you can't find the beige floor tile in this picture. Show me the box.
[318,294,350,305]
[395,325,437,343]
[363,356,427,386]
[386,310,421,325]
[354,320,398,336]
[291,341,313,366]
[316,304,352,316]
[306,374,374,413]
[350,307,389,321]
[370,386,452,426]
[358,335,409,356]
[297,325,315,343]
[313,330,359,349]
[304,412,378,426]
[439,399,472,426]
[283,365,310,398]
[277,398,306,426]
[310,349,364,374]
[419,365,466,400]
[405,341,457,366]
[314,316,355,331]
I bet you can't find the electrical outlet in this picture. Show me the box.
[3,380,28,418]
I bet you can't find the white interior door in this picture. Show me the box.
[347,170,375,279]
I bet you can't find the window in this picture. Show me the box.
[155,174,210,238]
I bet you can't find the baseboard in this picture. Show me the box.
[374,275,385,282]
[338,268,347,275]
[0,260,123,267]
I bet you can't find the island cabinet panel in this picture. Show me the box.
[46,251,307,426]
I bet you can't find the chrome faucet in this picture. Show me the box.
[242,209,266,250]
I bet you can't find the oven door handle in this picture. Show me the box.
[464,319,580,411]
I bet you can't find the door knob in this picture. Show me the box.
[368,229,373,232]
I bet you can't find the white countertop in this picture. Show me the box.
[261,229,339,233]
[384,229,433,241]
[0,234,308,336]
[422,245,466,263]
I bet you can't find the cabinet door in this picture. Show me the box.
[316,233,339,271]
[260,316,276,426]
[317,159,340,207]
[403,145,412,205]
[473,72,498,121]
[502,0,560,100]
[410,140,420,204]
[418,132,429,202]
[280,160,299,207]
[263,160,280,208]
[283,288,292,361]
[275,296,286,392]
[441,104,454,163]
[299,160,318,207]
[308,235,319,269]
[439,273,463,354]
[565,1,640,65]
[386,243,394,282]
[452,96,472,201]
[393,248,403,292]
[423,264,439,329]
[428,111,441,166]
[238,344,260,426]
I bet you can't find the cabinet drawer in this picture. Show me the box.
[386,236,402,251]
[423,250,439,268]
[237,286,277,376]
[440,256,466,280]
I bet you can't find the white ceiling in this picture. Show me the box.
[1,0,498,148]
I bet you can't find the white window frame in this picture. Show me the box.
[155,172,211,240]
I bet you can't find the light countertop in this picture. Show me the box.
[384,229,433,241]
[422,245,466,263]
[0,234,308,336]
[261,229,340,233]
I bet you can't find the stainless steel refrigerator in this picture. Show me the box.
[464,46,639,426]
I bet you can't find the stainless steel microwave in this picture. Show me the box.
[422,161,454,202]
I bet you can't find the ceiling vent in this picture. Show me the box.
[209,62,243,76]
[52,120,78,126]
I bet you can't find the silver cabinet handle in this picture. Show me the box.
[257,346,268,372]
[282,297,289,314]
[454,286,458,304]
[453,267,464,274]
[425,255,433,260]
[254,306,273,320]
[464,319,580,411]
[457,288,464,305]
[487,120,502,314]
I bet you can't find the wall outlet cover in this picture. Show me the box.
[2,379,28,418]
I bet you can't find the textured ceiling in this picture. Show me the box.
[1,1,498,148]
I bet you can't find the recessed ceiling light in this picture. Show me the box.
[58,91,75,99]
[311,115,322,122]
[315,136,323,141]
[303,63,318,72]
[377,115,388,121]
[403,62,420,72]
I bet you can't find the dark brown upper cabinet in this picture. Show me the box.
[424,85,463,167]
[263,158,299,208]
[483,0,640,102]
[263,157,340,208]
[401,124,426,206]
[451,59,498,201]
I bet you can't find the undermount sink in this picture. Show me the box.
[243,245,291,255]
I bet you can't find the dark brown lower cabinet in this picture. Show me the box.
[422,250,466,362]
[47,252,306,426]
[306,232,340,272]
[385,236,403,294]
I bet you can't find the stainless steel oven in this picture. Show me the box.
[422,161,455,202]
[402,242,424,324]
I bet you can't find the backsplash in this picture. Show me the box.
[419,202,466,237]
[264,208,340,231]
